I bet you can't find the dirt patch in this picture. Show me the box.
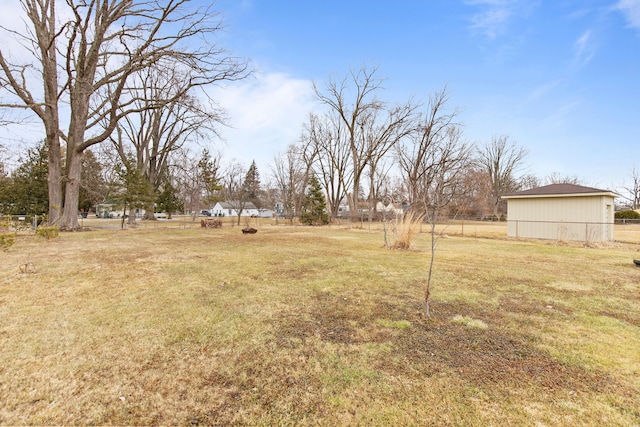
[272,292,393,346]
[272,294,627,396]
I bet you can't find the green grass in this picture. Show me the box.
[0,222,638,425]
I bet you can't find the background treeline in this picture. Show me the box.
[1,2,639,227]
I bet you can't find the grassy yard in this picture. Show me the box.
[0,221,638,425]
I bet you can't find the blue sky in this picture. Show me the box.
[209,0,640,190]
[0,1,638,191]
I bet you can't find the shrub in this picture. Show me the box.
[0,233,15,251]
[36,226,59,241]
[389,210,423,249]
[615,210,640,220]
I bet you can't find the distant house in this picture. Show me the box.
[375,201,404,217]
[501,184,619,242]
[95,202,142,218]
[211,201,260,217]
[337,205,350,217]
[257,209,275,218]
[385,202,405,216]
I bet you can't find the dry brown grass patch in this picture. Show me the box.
[0,226,638,425]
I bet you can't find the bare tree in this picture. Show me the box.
[171,148,214,216]
[313,65,415,221]
[396,87,458,209]
[362,102,416,222]
[0,0,63,223]
[519,173,541,191]
[420,126,473,317]
[221,161,249,226]
[367,156,395,219]
[619,166,640,210]
[544,172,581,185]
[271,144,311,221]
[0,0,248,229]
[109,65,223,220]
[477,135,528,217]
[302,112,348,219]
[394,88,473,317]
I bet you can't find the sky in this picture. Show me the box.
[208,0,640,191]
[1,0,639,191]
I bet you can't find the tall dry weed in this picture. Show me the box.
[389,210,423,249]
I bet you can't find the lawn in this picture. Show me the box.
[0,221,638,425]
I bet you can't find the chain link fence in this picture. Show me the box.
[0,214,45,231]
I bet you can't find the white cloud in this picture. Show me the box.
[527,79,562,101]
[465,0,539,39]
[574,30,596,66]
[615,0,640,29]
[210,72,315,170]
[466,0,513,39]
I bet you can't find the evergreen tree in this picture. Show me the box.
[198,149,222,206]
[113,155,155,224]
[242,160,262,208]
[156,181,182,219]
[0,142,48,216]
[300,176,329,225]
[0,152,9,213]
[79,150,107,214]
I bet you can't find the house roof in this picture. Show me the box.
[216,201,258,210]
[502,184,618,199]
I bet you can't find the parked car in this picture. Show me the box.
[200,210,212,216]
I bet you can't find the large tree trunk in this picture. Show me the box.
[143,208,156,221]
[349,175,360,222]
[60,150,83,230]
[43,68,62,224]
[368,171,376,223]
[128,207,136,224]
[46,130,62,225]
[492,197,500,217]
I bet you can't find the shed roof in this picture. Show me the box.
[502,184,618,199]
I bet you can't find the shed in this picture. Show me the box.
[501,184,619,242]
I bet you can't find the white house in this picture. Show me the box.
[501,184,619,242]
[375,202,404,217]
[211,201,260,217]
[385,202,405,216]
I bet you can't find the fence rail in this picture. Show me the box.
[0,214,44,231]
